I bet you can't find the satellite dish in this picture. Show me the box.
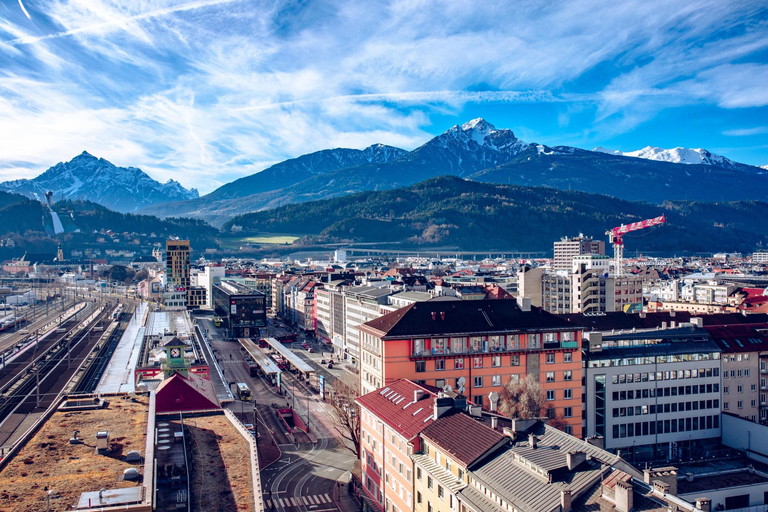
[442,385,453,393]
[458,387,465,395]
[457,377,466,386]
[488,391,499,401]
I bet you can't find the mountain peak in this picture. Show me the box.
[77,150,97,159]
[461,118,496,132]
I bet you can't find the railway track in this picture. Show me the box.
[0,307,112,446]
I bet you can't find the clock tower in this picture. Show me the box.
[161,336,190,377]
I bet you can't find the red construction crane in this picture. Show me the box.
[606,214,666,275]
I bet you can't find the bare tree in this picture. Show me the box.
[499,374,544,419]
[329,384,361,458]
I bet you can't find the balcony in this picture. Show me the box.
[410,342,577,359]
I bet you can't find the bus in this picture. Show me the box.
[243,357,259,377]
[277,334,296,344]
[212,316,222,327]
[236,382,251,401]
[257,338,269,348]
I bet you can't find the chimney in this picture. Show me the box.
[566,451,586,470]
[671,321,676,328]
[644,467,678,496]
[488,391,499,412]
[512,418,538,433]
[516,295,531,312]
[615,480,633,512]
[528,433,537,449]
[440,311,445,321]
[661,321,667,329]
[690,317,703,328]
[560,490,572,512]
[414,389,424,402]
[639,311,646,318]
[695,498,711,512]
[433,397,454,420]
[491,416,498,429]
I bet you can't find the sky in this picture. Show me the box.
[1,0,767,195]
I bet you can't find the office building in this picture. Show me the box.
[165,239,190,289]
[554,234,605,271]
[212,279,267,338]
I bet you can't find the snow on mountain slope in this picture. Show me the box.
[593,145,761,173]
[0,151,198,213]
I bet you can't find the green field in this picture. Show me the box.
[239,234,301,244]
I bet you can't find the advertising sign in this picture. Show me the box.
[276,370,281,391]
[319,375,325,400]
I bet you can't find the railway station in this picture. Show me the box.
[238,337,281,387]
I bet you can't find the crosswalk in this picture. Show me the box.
[265,493,333,508]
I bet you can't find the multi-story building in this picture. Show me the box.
[199,265,225,309]
[345,286,394,367]
[356,379,440,512]
[358,299,584,436]
[753,251,768,264]
[315,280,351,354]
[186,286,206,308]
[211,279,267,338]
[295,280,316,333]
[521,255,642,315]
[553,234,605,271]
[583,327,722,463]
[414,412,506,512]
[165,239,190,289]
[706,323,768,422]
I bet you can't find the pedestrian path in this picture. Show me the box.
[265,493,334,508]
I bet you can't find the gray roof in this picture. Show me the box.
[470,422,638,512]
[457,484,506,512]
[411,454,465,494]
[592,329,720,360]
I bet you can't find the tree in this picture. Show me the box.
[499,374,544,419]
[328,383,361,458]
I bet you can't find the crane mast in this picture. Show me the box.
[606,214,666,276]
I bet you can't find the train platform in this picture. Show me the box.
[94,302,147,394]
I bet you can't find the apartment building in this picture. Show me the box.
[358,299,584,436]
[345,286,393,367]
[706,323,768,422]
[583,328,722,463]
[553,234,605,271]
[356,379,439,512]
[414,412,505,512]
[315,280,351,353]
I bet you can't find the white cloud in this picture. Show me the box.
[0,0,766,193]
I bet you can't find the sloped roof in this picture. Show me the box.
[560,311,768,331]
[362,299,571,339]
[161,335,189,347]
[421,412,505,466]
[705,323,768,353]
[355,379,438,439]
[155,372,220,414]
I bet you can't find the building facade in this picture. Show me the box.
[165,239,190,289]
[358,299,584,437]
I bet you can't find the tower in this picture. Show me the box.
[162,336,190,378]
[165,239,191,289]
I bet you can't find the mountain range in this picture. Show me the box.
[7,119,768,228]
[224,175,768,253]
[0,151,198,213]
[141,119,768,226]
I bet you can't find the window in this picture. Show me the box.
[435,379,445,389]
[724,386,729,394]
[454,358,464,370]
[473,357,483,369]
[458,468,464,481]
[546,353,555,364]
[546,371,555,382]
[724,401,730,410]
[563,352,572,363]
[510,355,520,366]
[564,407,573,417]
[752,399,757,407]
[492,375,501,386]
[435,359,445,371]
[738,385,743,393]
[417,467,422,480]
[438,485,444,499]
[564,425,573,435]
[752,384,757,392]
[738,400,744,409]
[564,389,573,400]
[474,376,483,388]
[546,390,555,401]
[417,492,422,504]
[427,476,433,489]
[492,355,501,367]
[415,360,426,372]
[563,370,572,381]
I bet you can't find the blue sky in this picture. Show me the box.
[1,0,767,194]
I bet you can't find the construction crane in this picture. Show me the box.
[606,214,666,276]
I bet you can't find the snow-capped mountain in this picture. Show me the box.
[401,118,530,175]
[593,146,762,173]
[761,165,768,171]
[0,151,198,213]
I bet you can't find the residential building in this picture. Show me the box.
[316,280,351,353]
[356,379,440,512]
[583,327,722,462]
[553,234,605,271]
[358,299,584,436]
[345,286,394,367]
[706,323,768,422]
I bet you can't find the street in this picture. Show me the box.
[194,314,360,512]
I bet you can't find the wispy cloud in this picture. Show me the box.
[723,126,768,137]
[0,0,766,192]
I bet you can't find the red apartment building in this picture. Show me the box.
[358,299,584,437]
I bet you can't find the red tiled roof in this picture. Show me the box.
[421,412,505,466]
[355,379,438,439]
[705,323,768,352]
